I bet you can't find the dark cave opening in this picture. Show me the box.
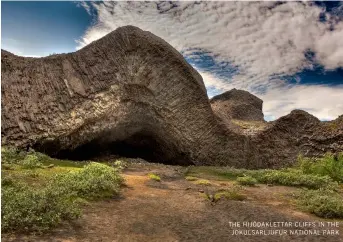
[34,132,192,166]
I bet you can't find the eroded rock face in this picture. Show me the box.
[1,26,342,168]
[210,88,264,122]
[249,110,343,168]
[1,26,247,166]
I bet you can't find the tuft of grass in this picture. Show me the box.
[185,176,198,181]
[214,187,246,201]
[236,176,257,186]
[148,173,161,182]
[194,179,211,186]
[298,188,343,219]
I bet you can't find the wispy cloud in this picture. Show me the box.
[78,1,343,120]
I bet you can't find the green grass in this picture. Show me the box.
[1,147,123,233]
[236,176,257,186]
[186,153,343,219]
[187,156,341,190]
[148,173,161,182]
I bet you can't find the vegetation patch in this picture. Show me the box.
[1,147,123,233]
[236,176,257,186]
[297,153,343,183]
[2,182,80,232]
[185,176,198,181]
[187,153,343,218]
[53,162,124,199]
[298,189,343,219]
[148,173,161,182]
[194,179,211,186]
[214,189,247,202]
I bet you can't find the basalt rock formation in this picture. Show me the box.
[1,26,247,166]
[1,25,342,168]
[210,88,264,122]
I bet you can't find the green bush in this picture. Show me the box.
[297,153,343,183]
[148,173,161,182]
[236,176,257,186]
[53,162,123,199]
[1,183,80,232]
[298,188,343,218]
[1,162,123,232]
[20,154,43,169]
[1,147,25,164]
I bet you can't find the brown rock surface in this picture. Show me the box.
[1,25,342,168]
[210,88,264,122]
[1,26,246,166]
[249,110,343,168]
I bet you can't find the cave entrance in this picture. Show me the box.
[35,132,192,166]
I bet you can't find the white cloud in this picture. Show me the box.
[260,84,343,120]
[77,1,343,120]
[200,71,343,121]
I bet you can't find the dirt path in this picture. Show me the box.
[3,164,342,242]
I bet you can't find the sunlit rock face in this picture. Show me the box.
[1,26,247,166]
[210,88,264,122]
[1,26,342,168]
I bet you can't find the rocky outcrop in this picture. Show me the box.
[249,110,343,168]
[1,26,342,168]
[1,26,247,166]
[210,89,264,122]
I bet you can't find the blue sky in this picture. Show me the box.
[1,1,343,121]
[1,1,93,56]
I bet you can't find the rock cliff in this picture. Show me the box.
[1,26,342,168]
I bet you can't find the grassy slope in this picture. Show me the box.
[1,147,124,233]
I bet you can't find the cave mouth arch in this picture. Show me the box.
[33,131,193,166]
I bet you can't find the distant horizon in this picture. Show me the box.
[2,1,343,121]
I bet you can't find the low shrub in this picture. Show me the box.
[236,176,257,186]
[214,187,246,201]
[53,162,124,199]
[1,162,123,232]
[20,154,43,169]
[298,188,343,218]
[148,173,161,182]
[185,176,198,181]
[195,179,211,186]
[1,147,25,164]
[1,183,80,232]
[297,153,343,183]
[112,160,128,170]
[256,170,334,189]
